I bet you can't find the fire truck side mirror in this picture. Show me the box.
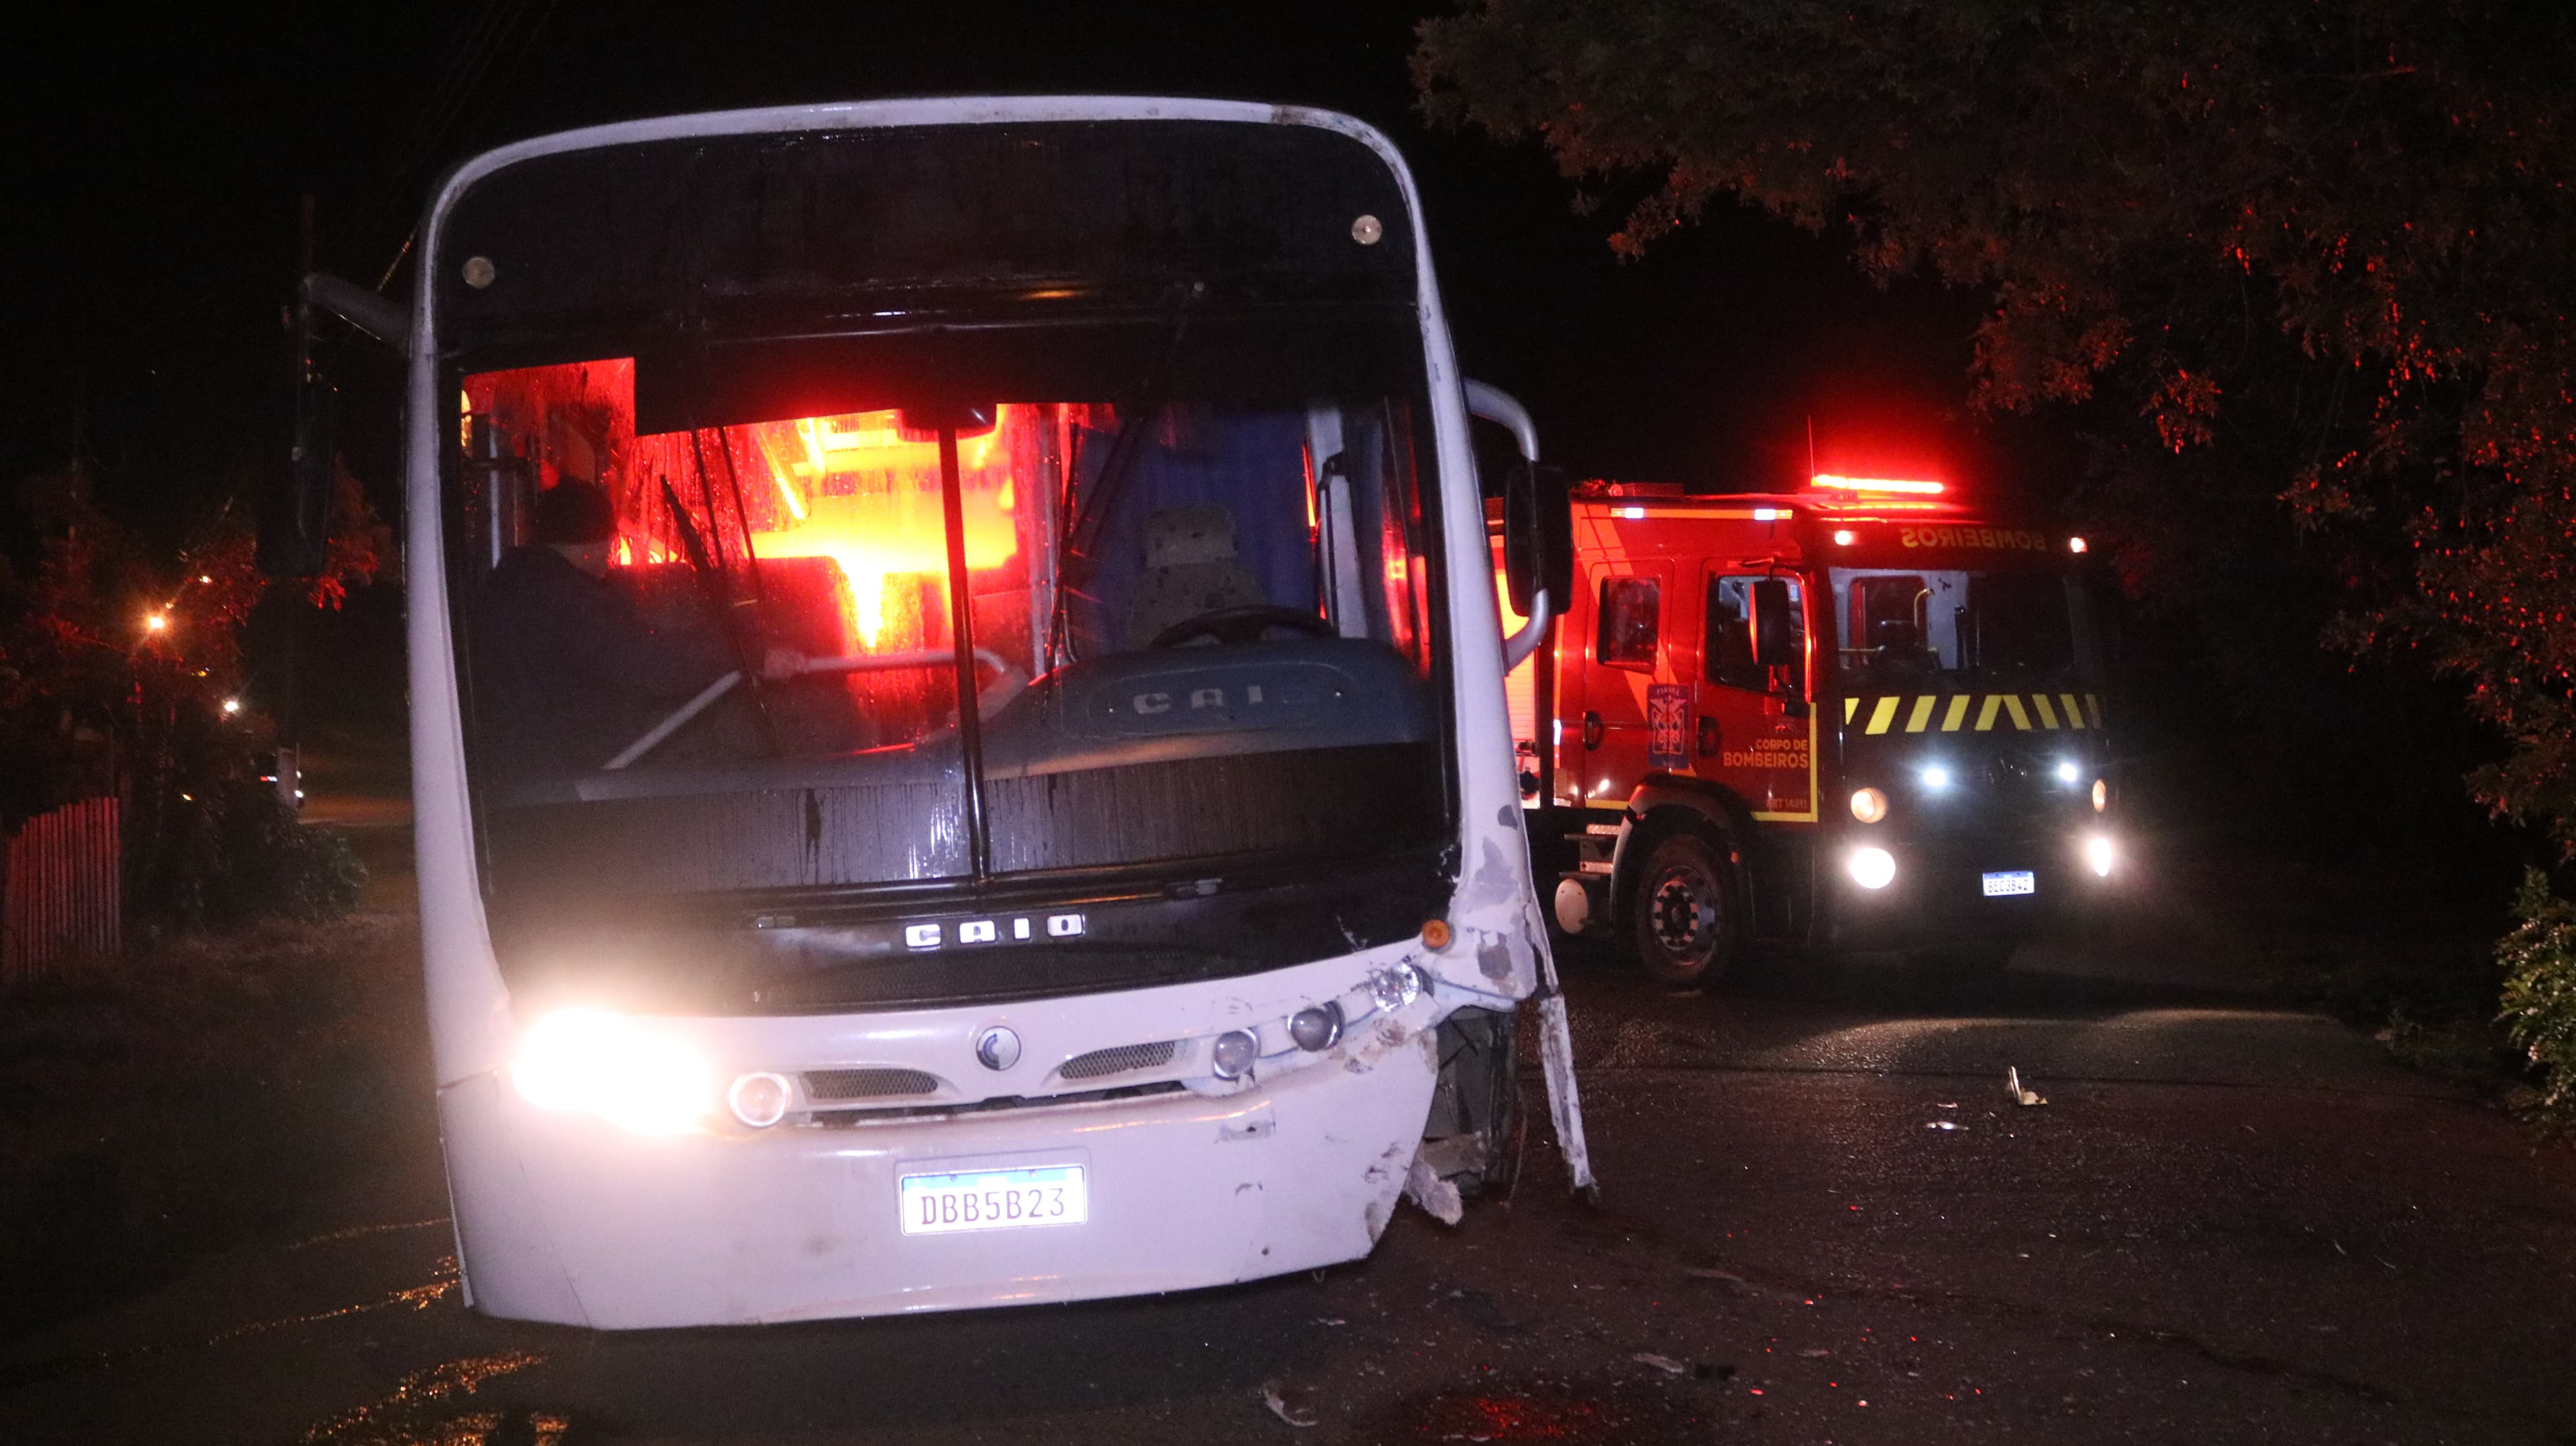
[1751,577,1798,668]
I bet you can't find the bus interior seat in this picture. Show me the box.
[1124,503,1266,648]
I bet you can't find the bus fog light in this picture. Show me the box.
[1369,964,1424,1013]
[1211,1030,1258,1080]
[1850,786,1889,823]
[512,1009,713,1135]
[2085,835,2117,878]
[728,1071,791,1128]
[1289,1003,1343,1052]
[1848,847,1897,890]
[2092,778,2109,812]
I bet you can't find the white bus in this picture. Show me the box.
[334,97,1588,1328]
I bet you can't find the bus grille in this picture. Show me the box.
[803,1067,941,1101]
[1058,1040,1179,1080]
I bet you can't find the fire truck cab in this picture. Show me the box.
[1499,474,2119,983]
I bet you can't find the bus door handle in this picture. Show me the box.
[1581,712,1604,750]
[1697,715,1721,757]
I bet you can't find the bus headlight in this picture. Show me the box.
[1850,787,1889,824]
[2084,835,2117,878]
[1289,1003,1343,1052]
[1848,847,1897,890]
[1211,1030,1258,1081]
[512,1009,715,1135]
[728,1071,792,1129]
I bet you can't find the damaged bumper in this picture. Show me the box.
[438,951,1448,1328]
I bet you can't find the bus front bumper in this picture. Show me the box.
[436,1010,1442,1329]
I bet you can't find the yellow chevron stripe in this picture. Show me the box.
[1853,692,2101,734]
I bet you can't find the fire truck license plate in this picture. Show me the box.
[1982,870,2037,897]
[899,1164,1087,1235]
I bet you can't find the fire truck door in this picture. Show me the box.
[1569,561,1674,804]
[1698,571,1816,819]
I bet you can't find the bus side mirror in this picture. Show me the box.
[1467,381,1567,669]
[265,272,407,581]
[1468,381,1551,614]
[1751,577,1798,668]
[1531,461,1572,608]
[1503,459,1574,616]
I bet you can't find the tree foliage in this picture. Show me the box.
[0,463,376,928]
[2499,867,2576,1121]
[1417,0,2576,848]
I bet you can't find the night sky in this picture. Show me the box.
[3,0,2022,555]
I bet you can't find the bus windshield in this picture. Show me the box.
[455,344,1447,915]
[1828,564,2101,692]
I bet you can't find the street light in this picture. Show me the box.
[142,611,169,635]
[221,698,242,716]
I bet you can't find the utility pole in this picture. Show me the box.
[277,194,319,812]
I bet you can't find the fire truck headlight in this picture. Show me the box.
[2055,760,2081,785]
[1850,787,1889,824]
[2091,778,2109,812]
[513,1009,715,1135]
[1848,847,1897,890]
[2085,835,2117,878]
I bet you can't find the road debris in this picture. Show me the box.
[1442,1287,1531,1335]
[1632,1352,1689,1376]
[2007,1066,2048,1107]
[1925,1120,1966,1131]
[1796,1347,1831,1359]
[1261,1379,1319,1428]
[1403,1151,1466,1225]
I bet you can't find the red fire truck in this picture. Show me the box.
[1498,473,2119,983]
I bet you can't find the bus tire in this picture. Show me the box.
[1629,828,1742,987]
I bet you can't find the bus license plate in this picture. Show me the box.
[899,1164,1087,1236]
[1982,870,2037,897]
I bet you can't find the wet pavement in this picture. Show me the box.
[4,934,2572,1445]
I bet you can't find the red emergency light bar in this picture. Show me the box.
[1811,473,1946,495]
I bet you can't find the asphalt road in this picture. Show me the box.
[4,928,2572,1445]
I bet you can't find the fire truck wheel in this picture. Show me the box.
[1629,830,1741,986]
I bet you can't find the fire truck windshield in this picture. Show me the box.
[451,344,1448,934]
[1828,564,2100,691]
